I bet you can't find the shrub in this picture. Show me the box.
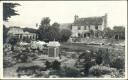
[89,65,112,76]
[49,67,81,77]
[3,56,16,68]
[51,60,61,70]
[110,56,124,69]
[16,65,46,77]
[45,60,51,69]
[61,67,81,77]
[83,60,96,76]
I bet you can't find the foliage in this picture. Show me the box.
[52,22,60,28]
[77,50,96,76]
[103,27,113,38]
[96,48,111,66]
[110,56,125,69]
[3,25,9,43]
[45,60,61,70]
[49,66,81,77]
[37,17,72,42]
[8,37,19,46]
[60,29,72,42]
[52,60,61,70]
[37,17,61,42]
[40,17,51,28]
[83,60,96,76]
[3,56,16,68]
[16,65,46,77]
[13,51,38,63]
[95,49,103,65]
[45,60,51,69]
[89,29,94,37]
[15,53,29,63]
[62,67,81,77]
[3,3,20,21]
[89,65,112,76]
[113,26,125,32]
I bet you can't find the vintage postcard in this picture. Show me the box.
[0,1,127,79]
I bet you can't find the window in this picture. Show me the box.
[78,26,80,30]
[84,33,86,38]
[84,26,86,30]
[95,25,98,30]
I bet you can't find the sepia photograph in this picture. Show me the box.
[1,1,127,79]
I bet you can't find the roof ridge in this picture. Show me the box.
[79,16,103,19]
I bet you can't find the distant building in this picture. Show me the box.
[113,26,125,40]
[7,27,37,42]
[70,14,107,42]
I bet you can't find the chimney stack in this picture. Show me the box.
[74,15,79,21]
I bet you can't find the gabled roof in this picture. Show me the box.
[73,16,103,26]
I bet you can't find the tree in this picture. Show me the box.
[8,37,19,46]
[37,17,61,42]
[89,29,94,37]
[52,22,60,28]
[3,3,20,21]
[37,17,51,41]
[103,27,113,38]
[3,25,9,43]
[60,29,72,42]
[39,17,50,29]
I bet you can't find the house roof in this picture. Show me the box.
[73,16,103,26]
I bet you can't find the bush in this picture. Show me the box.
[45,60,51,69]
[110,56,124,69]
[89,65,112,76]
[49,67,81,77]
[83,60,96,76]
[17,65,46,77]
[3,56,16,68]
[61,67,81,77]
[52,60,61,70]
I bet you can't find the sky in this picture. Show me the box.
[3,1,127,29]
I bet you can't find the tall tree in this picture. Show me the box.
[60,29,72,42]
[37,17,61,42]
[39,17,51,29]
[37,17,51,41]
[52,22,60,28]
[3,3,20,21]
